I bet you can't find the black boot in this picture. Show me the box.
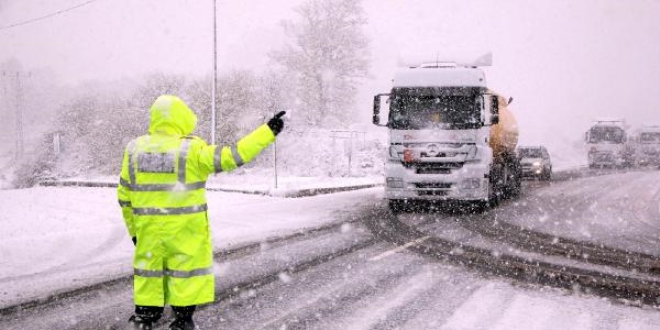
[128,305,164,330]
[169,306,196,330]
[128,315,153,330]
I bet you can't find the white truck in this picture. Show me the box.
[372,54,521,212]
[585,119,635,168]
[634,125,660,166]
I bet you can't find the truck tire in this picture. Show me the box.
[472,199,491,212]
[509,175,522,197]
[389,199,406,214]
[487,174,500,208]
[501,154,521,199]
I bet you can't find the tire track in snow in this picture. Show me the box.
[366,203,660,307]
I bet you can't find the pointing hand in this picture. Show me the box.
[267,111,286,136]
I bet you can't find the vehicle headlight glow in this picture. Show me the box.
[532,161,541,167]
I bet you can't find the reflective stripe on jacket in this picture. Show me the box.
[117,95,275,306]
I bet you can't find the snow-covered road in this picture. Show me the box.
[496,169,660,256]
[2,169,660,330]
[194,244,660,330]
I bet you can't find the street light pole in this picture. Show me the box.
[274,140,278,189]
[211,0,218,145]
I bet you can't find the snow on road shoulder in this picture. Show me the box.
[0,182,384,309]
[515,170,660,256]
[53,173,384,195]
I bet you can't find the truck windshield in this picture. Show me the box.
[588,126,625,144]
[639,132,660,143]
[388,87,483,130]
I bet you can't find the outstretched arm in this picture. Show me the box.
[199,112,286,175]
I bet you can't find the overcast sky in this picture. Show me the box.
[1,0,659,149]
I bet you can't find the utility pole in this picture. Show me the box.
[1,71,27,162]
[211,0,218,145]
[274,140,278,189]
[15,72,24,160]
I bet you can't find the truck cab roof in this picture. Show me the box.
[392,66,487,88]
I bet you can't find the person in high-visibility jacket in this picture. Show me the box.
[118,95,285,330]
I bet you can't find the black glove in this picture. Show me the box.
[267,111,286,136]
[132,237,137,245]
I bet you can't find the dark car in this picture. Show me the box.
[517,146,552,180]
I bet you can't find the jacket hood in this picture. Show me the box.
[148,95,197,136]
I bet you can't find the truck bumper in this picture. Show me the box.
[384,162,490,201]
[638,154,660,165]
[589,153,620,167]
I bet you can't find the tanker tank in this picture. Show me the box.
[489,93,519,158]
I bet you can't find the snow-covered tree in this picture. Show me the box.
[186,70,264,145]
[130,72,187,110]
[271,0,370,128]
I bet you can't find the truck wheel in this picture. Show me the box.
[487,166,502,206]
[511,175,522,197]
[501,161,521,199]
[487,179,500,207]
[472,200,490,212]
[504,175,521,198]
[389,199,406,214]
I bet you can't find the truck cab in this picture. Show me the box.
[373,55,520,212]
[634,125,660,166]
[585,120,634,168]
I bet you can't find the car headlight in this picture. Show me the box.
[532,161,541,167]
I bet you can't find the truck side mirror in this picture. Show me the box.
[490,95,499,125]
[373,94,389,127]
[508,97,514,105]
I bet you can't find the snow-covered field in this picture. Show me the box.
[0,177,383,309]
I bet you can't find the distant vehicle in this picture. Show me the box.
[634,125,660,166]
[517,146,552,180]
[585,119,635,168]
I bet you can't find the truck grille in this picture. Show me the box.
[414,163,462,174]
[593,153,614,162]
[418,190,449,196]
[415,182,453,189]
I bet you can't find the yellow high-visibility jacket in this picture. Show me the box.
[117,95,275,307]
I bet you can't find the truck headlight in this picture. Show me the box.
[388,146,400,160]
[460,178,481,189]
[386,177,404,188]
[464,145,479,162]
[532,161,541,167]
